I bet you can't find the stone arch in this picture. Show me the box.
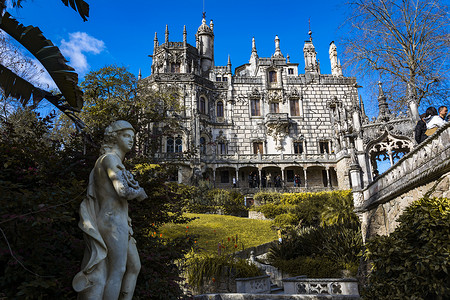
[365,130,414,177]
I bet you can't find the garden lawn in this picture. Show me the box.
[161,213,277,254]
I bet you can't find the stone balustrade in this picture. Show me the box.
[356,122,450,211]
[235,275,271,294]
[282,278,359,296]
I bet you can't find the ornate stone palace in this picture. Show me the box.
[139,14,421,191]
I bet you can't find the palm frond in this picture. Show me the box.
[0,12,83,110]
[60,0,89,22]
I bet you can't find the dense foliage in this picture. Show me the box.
[364,197,450,299]
[184,181,247,217]
[0,99,195,298]
[267,223,362,278]
[253,190,357,228]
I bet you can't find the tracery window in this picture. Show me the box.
[167,136,182,153]
[253,142,263,154]
[217,101,224,117]
[218,142,227,154]
[294,141,304,154]
[171,63,180,73]
[200,137,206,154]
[319,141,329,154]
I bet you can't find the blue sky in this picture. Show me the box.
[7,0,386,115]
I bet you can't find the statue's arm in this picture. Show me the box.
[103,155,147,201]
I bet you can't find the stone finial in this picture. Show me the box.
[329,41,343,76]
[227,55,232,73]
[165,24,169,44]
[153,32,158,48]
[138,68,142,80]
[183,25,187,44]
[252,37,257,54]
[210,19,214,32]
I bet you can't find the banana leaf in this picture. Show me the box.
[0,12,83,110]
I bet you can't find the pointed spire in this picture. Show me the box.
[138,69,142,80]
[274,35,283,57]
[183,25,187,46]
[165,25,169,44]
[210,19,214,32]
[308,18,313,42]
[154,32,159,48]
[377,81,390,119]
[252,37,257,54]
[360,95,367,120]
[227,55,232,73]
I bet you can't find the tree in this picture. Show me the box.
[342,0,450,112]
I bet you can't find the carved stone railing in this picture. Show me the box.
[357,122,450,211]
[282,277,359,296]
[265,113,289,123]
[210,153,336,164]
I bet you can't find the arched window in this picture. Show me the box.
[217,101,224,117]
[175,136,182,153]
[270,102,279,113]
[269,71,277,83]
[166,137,174,153]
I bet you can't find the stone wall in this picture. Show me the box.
[355,123,450,241]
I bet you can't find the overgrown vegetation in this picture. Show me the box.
[364,197,450,299]
[259,190,362,278]
[253,190,357,228]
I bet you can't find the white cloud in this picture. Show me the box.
[60,32,105,75]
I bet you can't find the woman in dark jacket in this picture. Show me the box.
[415,107,437,144]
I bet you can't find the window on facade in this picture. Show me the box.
[222,77,228,82]
[322,170,329,187]
[175,136,182,153]
[269,71,277,83]
[171,63,180,73]
[270,102,279,113]
[290,99,300,116]
[287,170,294,182]
[218,142,227,154]
[294,142,304,154]
[167,136,182,153]
[221,170,229,183]
[217,101,224,117]
[251,99,261,116]
[200,137,206,154]
[166,137,174,153]
[253,142,263,154]
[199,97,206,114]
[288,68,294,75]
[216,76,222,81]
[319,141,329,154]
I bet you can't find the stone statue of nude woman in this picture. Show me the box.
[73,120,147,300]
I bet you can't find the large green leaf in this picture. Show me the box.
[0,12,83,110]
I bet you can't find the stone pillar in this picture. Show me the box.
[236,167,239,188]
[327,167,332,188]
[258,168,262,188]
[281,167,285,187]
[213,168,216,188]
[303,167,308,188]
[388,148,394,166]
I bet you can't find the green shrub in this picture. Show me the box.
[364,197,450,299]
[254,192,283,204]
[255,203,287,219]
[185,252,261,292]
[273,213,300,228]
[271,256,342,278]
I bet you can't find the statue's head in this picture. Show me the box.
[101,120,136,154]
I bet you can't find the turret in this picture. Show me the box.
[196,13,214,75]
[303,28,320,74]
[329,41,343,76]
